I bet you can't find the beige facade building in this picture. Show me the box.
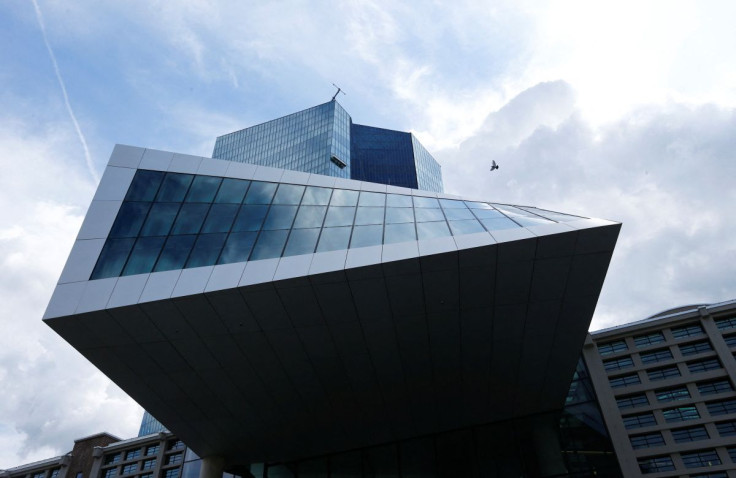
[583,300,736,477]
[1,432,189,478]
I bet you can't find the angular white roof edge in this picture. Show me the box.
[43,144,620,320]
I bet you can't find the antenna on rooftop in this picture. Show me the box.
[331,83,346,102]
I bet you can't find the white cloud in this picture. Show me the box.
[520,0,736,124]
[0,118,141,466]
[437,81,736,330]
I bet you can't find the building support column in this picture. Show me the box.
[198,456,224,478]
[531,414,568,477]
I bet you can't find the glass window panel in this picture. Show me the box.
[671,426,709,443]
[384,223,416,244]
[330,189,359,206]
[185,176,221,203]
[123,236,165,275]
[656,386,691,402]
[214,178,249,204]
[359,191,385,206]
[386,194,412,207]
[187,233,227,268]
[244,181,277,204]
[417,221,451,240]
[283,228,320,256]
[186,233,227,268]
[126,170,164,201]
[513,216,555,227]
[302,186,332,205]
[294,206,327,229]
[610,373,641,388]
[385,207,414,224]
[638,456,674,473]
[250,230,288,260]
[449,219,486,235]
[634,332,666,347]
[355,207,384,225]
[481,217,520,231]
[156,173,193,202]
[671,323,704,339]
[414,208,445,222]
[493,205,533,217]
[324,206,355,227]
[663,405,699,422]
[680,341,712,356]
[218,232,257,264]
[413,196,440,208]
[715,317,736,330]
[171,203,209,235]
[201,204,239,233]
[109,202,151,237]
[707,399,736,416]
[232,205,269,232]
[154,235,195,271]
[472,208,505,219]
[640,348,674,364]
[464,201,493,209]
[439,199,467,209]
[263,205,298,230]
[264,465,294,478]
[599,340,628,356]
[351,224,383,248]
[617,393,649,409]
[140,203,180,236]
[317,227,351,252]
[698,379,733,396]
[273,184,305,205]
[91,238,135,279]
[443,208,474,220]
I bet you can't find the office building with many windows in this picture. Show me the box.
[583,299,736,477]
[39,103,622,476]
[0,431,211,478]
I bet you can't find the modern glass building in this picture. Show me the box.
[139,410,167,436]
[42,103,622,477]
[212,101,444,193]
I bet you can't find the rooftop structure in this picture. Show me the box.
[213,101,443,192]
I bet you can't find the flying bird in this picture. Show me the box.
[490,160,499,171]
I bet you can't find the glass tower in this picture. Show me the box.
[138,410,167,436]
[212,101,444,193]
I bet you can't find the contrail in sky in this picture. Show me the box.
[32,0,99,183]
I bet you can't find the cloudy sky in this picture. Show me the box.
[1,0,735,468]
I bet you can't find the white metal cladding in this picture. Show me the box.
[45,145,616,320]
[44,145,621,466]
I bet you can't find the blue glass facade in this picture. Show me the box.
[412,134,444,193]
[138,411,167,436]
[212,101,444,192]
[90,169,583,281]
[212,102,351,179]
[350,124,418,189]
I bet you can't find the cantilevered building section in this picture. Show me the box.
[43,103,621,476]
[212,101,444,193]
